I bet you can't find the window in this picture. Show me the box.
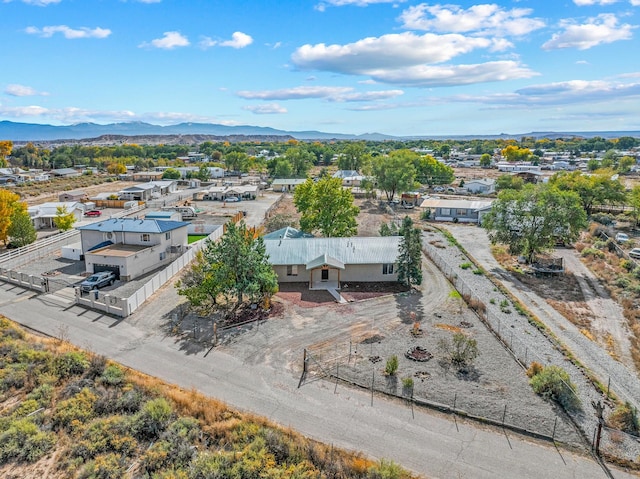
[286,265,298,276]
[165,232,171,240]
[141,234,150,242]
[160,252,166,260]
[457,209,467,216]
[383,263,394,275]
[440,208,451,216]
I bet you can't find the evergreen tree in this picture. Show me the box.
[397,216,422,287]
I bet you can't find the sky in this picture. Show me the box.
[1,0,640,137]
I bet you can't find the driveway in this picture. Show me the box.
[443,224,640,412]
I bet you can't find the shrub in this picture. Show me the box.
[189,452,232,478]
[71,416,137,460]
[134,398,174,440]
[438,333,479,370]
[78,453,124,479]
[616,276,631,289]
[582,247,605,259]
[54,351,90,379]
[53,387,97,431]
[384,355,399,376]
[368,459,405,479]
[529,365,581,411]
[459,262,472,269]
[620,259,636,272]
[526,361,544,378]
[100,365,125,387]
[0,418,56,463]
[420,209,431,220]
[472,269,483,275]
[401,377,414,391]
[608,402,639,436]
[591,213,614,226]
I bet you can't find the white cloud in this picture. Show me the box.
[368,61,537,87]
[137,0,161,3]
[7,0,61,5]
[631,0,640,6]
[573,0,619,5]
[237,85,404,102]
[25,25,111,39]
[220,31,253,48]
[200,31,253,49]
[315,0,403,11]
[292,32,496,72]
[449,78,640,108]
[4,84,48,97]
[237,86,353,100]
[291,32,536,86]
[243,103,288,114]
[399,3,545,37]
[543,14,634,50]
[139,31,190,49]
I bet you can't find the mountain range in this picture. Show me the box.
[0,120,638,143]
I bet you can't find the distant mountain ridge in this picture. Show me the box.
[0,120,638,143]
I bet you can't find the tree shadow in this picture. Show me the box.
[394,288,425,324]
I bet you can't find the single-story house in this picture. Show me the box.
[118,183,157,201]
[512,171,546,184]
[202,186,227,201]
[333,170,365,187]
[77,218,188,280]
[59,189,88,202]
[271,178,307,192]
[133,171,164,182]
[27,202,85,229]
[148,180,178,195]
[50,168,81,178]
[420,198,494,224]
[464,179,496,195]
[226,185,259,200]
[264,236,400,289]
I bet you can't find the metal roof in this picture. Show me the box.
[420,198,494,210]
[77,218,188,234]
[305,253,345,270]
[263,226,314,240]
[272,178,307,186]
[264,236,401,266]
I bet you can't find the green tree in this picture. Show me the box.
[284,147,314,177]
[630,185,640,226]
[413,154,454,186]
[549,170,626,215]
[54,206,76,231]
[396,216,422,287]
[483,183,587,262]
[177,221,278,314]
[7,209,36,247]
[617,155,636,174]
[196,165,211,181]
[106,162,127,175]
[293,177,359,237]
[338,142,368,171]
[371,151,416,201]
[162,168,181,180]
[479,153,492,168]
[224,151,248,174]
[268,158,293,178]
[495,174,524,191]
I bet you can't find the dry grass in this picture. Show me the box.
[434,323,462,333]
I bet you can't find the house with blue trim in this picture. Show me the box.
[77,218,188,280]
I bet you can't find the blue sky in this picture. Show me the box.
[1,0,640,136]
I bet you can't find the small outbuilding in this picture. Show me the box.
[420,198,494,224]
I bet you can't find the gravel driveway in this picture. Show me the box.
[439,223,640,462]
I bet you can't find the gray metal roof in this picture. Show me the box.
[264,236,400,266]
[420,198,494,210]
[77,218,188,234]
[263,226,314,240]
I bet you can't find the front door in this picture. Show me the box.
[321,269,329,281]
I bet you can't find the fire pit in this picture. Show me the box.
[405,346,433,362]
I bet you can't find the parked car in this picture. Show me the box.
[615,232,629,244]
[433,186,445,192]
[225,196,240,202]
[84,210,102,217]
[629,248,640,259]
[80,271,115,292]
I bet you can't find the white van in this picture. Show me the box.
[123,201,138,210]
[162,206,197,220]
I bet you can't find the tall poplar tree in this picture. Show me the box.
[397,216,423,287]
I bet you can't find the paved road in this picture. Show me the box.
[0,281,635,479]
[443,224,640,412]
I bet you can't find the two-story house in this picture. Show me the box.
[77,218,188,280]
